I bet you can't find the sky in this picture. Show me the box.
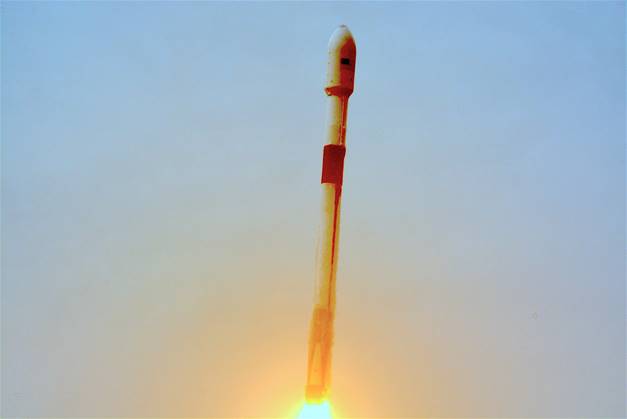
[1,2,625,418]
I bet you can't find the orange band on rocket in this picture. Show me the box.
[320,144,346,186]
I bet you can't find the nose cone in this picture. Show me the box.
[325,25,356,96]
[328,25,356,57]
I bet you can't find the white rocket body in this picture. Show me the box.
[305,25,356,403]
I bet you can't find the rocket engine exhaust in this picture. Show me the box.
[304,25,356,404]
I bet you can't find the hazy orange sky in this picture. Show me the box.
[2,2,625,417]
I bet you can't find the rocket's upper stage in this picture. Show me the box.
[325,25,356,97]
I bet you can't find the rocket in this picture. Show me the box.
[304,25,356,404]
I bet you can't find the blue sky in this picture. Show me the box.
[2,2,625,417]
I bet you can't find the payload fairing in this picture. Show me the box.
[304,25,356,404]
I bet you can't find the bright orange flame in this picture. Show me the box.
[296,400,333,419]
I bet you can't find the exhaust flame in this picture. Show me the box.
[296,400,333,419]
